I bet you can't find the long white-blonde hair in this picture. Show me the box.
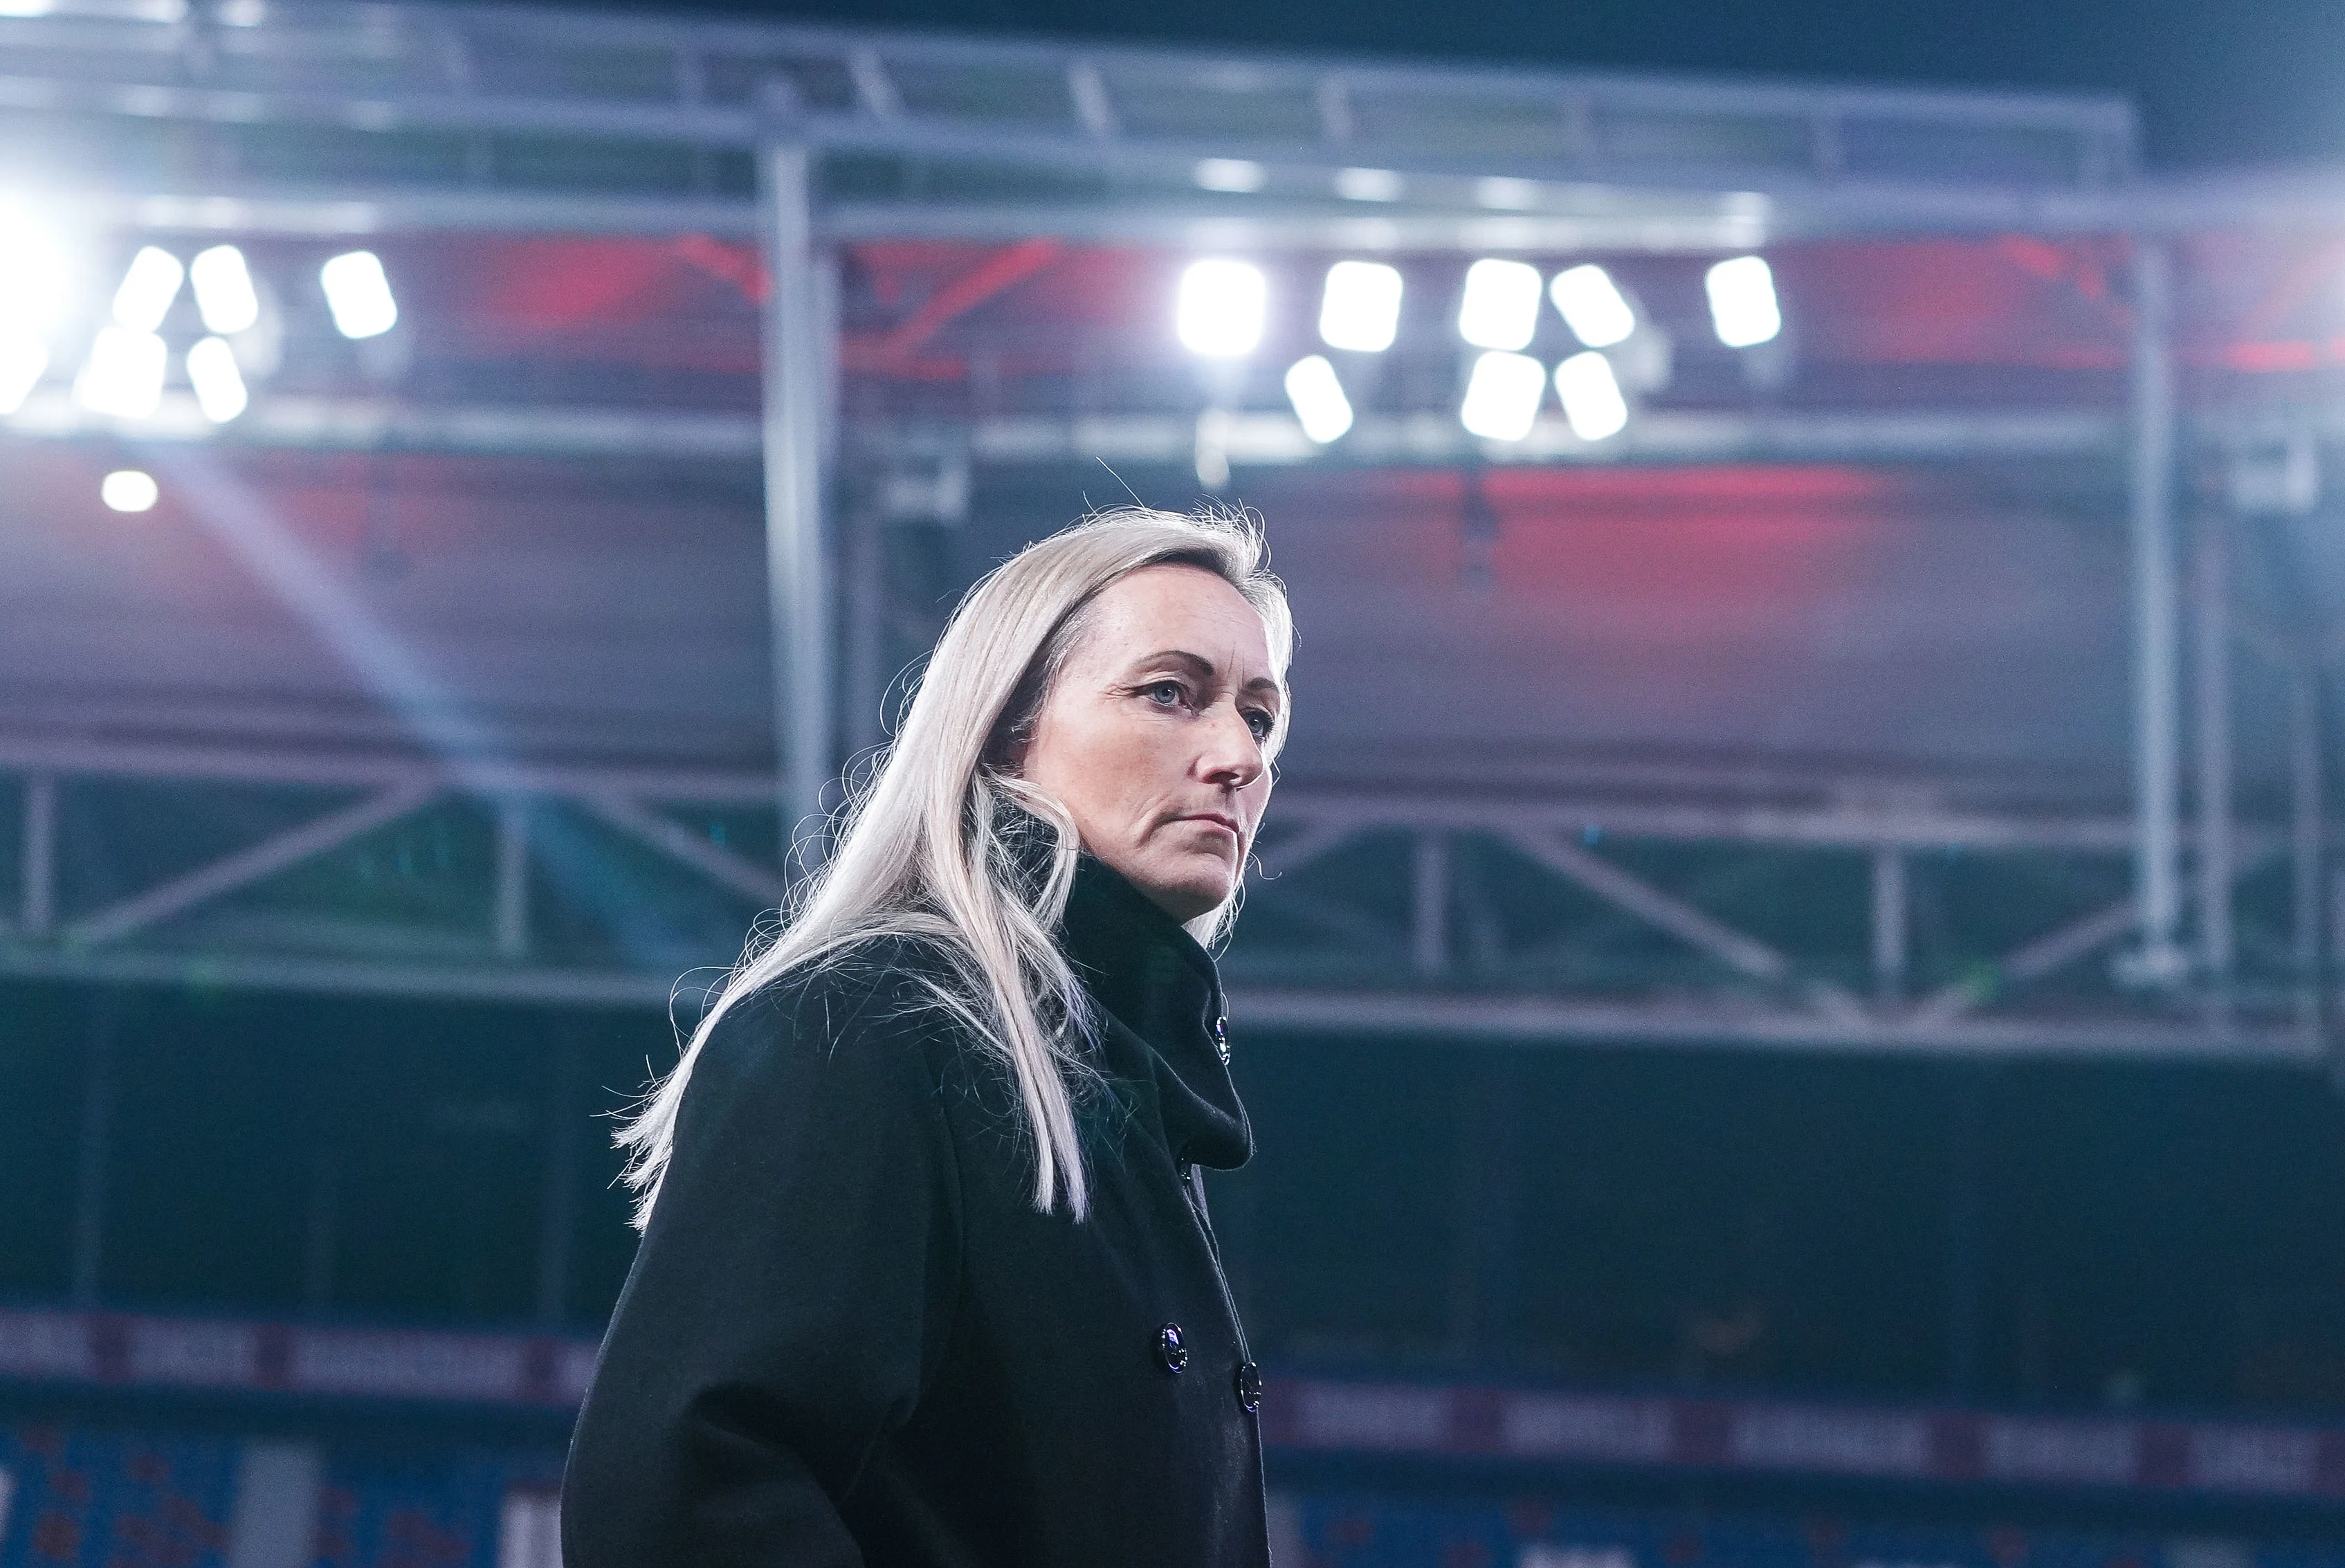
[617,507,1293,1228]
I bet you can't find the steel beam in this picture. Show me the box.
[2122,239,2186,987]
[758,139,839,850]
[2195,513,2234,987]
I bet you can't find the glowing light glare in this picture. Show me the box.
[186,335,249,422]
[74,326,167,418]
[1549,264,1636,349]
[100,470,159,513]
[1458,351,1546,442]
[1333,167,1403,202]
[1706,254,1782,347]
[1284,354,1354,444]
[320,250,398,338]
[1457,258,1542,352]
[1176,258,1266,358]
[1555,350,1630,441]
[1317,260,1403,354]
[0,331,46,414]
[189,245,259,334]
[0,0,55,17]
[1194,158,1267,194]
[111,246,184,332]
[0,205,72,336]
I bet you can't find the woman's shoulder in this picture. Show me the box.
[693,933,972,1093]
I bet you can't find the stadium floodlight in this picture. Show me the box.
[111,246,184,333]
[1333,167,1403,202]
[1194,158,1266,194]
[74,325,167,418]
[186,335,249,422]
[1457,259,1542,352]
[1318,261,1403,354]
[0,332,44,414]
[0,202,70,336]
[1706,255,1782,347]
[0,0,55,17]
[190,245,260,334]
[1176,258,1266,358]
[1284,355,1354,444]
[1459,351,1546,442]
[1555,351,1630,441]
[321,250,398,338]
[1549,264,1636,349]
[100,469,158,512]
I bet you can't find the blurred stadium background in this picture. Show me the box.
[9,2,2345,1565]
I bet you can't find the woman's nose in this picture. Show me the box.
[1197,707,1265,786]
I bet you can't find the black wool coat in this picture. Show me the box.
[561,854,1269,1568]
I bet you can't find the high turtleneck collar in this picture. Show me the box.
[1058,853,1252,1172]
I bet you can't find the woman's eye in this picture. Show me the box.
[1142,681,1187,707]
[1244,709,1274,740]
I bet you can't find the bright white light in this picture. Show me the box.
[320,250,398,339]
[1318,260,1403,354]
[1475,176,1538,210]
[0,331,44,414]
[1457,258,1542,351]
[1549,264,1636,349]
[1706,254,1782,347]
[1194,158,1266,194]
[1555,350,1630,441]
[0,0,55,17]
[101,470,158,513]
[111,246,183,333]
[0,204,72,336]
[1176,257,1266,358]
[189,244,259,334]
[1333,167,1403,202]
[1284,355,1354,444]
[186,335,249,422]
[74,326,167,418]
[1459,351,1546,442]
[217,0,265,21]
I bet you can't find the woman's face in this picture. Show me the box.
[1018,564,1284,923]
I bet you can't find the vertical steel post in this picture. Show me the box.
[21,772,55,936]
[1412,831,1450,977]
[71,995,118,1306]
[758,139,839,853]
[493,798,529,960]
[2193,513,2234,992]
[2292,667,2323,1031]
[2126,239,2186,984]
[536,1037,581,1326]
[1871,846,1908,1005]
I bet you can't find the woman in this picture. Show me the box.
[563,508,1293,1567]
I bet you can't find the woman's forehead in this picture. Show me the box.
[1081,565,1278,674]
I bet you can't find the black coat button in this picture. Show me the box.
[1156,1322,1188,1374]
[1235,1360,1261,1412]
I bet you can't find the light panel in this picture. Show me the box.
[1283,355,1354,444]
[1555,351,1630,441]
[1318,261,1403,354]
[1706,254,1782,347]
[74,326,167,418]
[1459,351,1545,442]
[1457,259,1542,352]
[111,246,184,333]
[187,335,249,422]
[1549,264,1636,349]
[321,250,398,339]
[101,470,158,512]
[1333,167,1403,202]
[190,245,260,334]
[0,202,71,337]
[1176,258,1266,358]
[1194,158,1266,194]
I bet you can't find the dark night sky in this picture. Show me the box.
[584,0,2345,170]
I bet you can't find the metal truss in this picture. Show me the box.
[0,0,2132,239]
[0,731,2321,1063]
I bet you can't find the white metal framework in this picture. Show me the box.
[0,0,2319,1062]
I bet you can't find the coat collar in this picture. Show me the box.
[1059,853,1252,1172]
